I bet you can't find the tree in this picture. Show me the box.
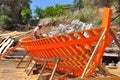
[0,0,32,29]
[41,5,64,17]
[55,4,64,16]
[42,6,55,17]
[34,7,44,19]
[0,0,31,23]
[21,8,32,23]
[0,2,11,29]
[73,0,83,9]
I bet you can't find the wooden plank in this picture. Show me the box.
[0,36,10,47]
[0,44,20,59]
[2,39,14,54]
[0,38,12,54]
[0,38,5,44]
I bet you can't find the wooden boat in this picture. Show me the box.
[19,8,116,79]
[0,8,117,79]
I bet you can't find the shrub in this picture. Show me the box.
[74,5,97,23]
[113,16,120,24]
[93,18,102,26]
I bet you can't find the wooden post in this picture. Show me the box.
[16,52,27,68]
[110,29,120,49]
[49,59,60,80]
[24,57,32,69]
[27,61,37,76]
[37,61,48,80]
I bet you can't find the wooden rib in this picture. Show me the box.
[76,32,85,38]
[59,35,88,71]
[85,30,96,37]
[55,35,82,68]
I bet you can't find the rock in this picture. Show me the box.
[42,34,48,37]
[48,19,94,37]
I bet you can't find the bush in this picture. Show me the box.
[74,5,97,23]
[75,13,87,22]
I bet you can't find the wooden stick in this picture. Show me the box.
[12,30,32,39]
[81,28,107,78]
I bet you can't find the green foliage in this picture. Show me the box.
[0,15,12,29]
[55,4,64,16]
[21,8,32,22]
[43,6,54,17]
[93,18,102,26]
[62,4,72,8]
[0,0,32,30]
[34,7,44,19]
[74,5,96,23]
[75,13,87,22]
[43,6,63,17]
[73,0,83,7]
[34,4,64,18]
[113,16,120,24]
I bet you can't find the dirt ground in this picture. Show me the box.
[0,59,39,80]
[0,59,120,80]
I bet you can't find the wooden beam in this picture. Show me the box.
[0,38,12,54]
[81,29,107,78]
[0,36,10,47]
[2,39,14,54]
[110,29,120,49]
